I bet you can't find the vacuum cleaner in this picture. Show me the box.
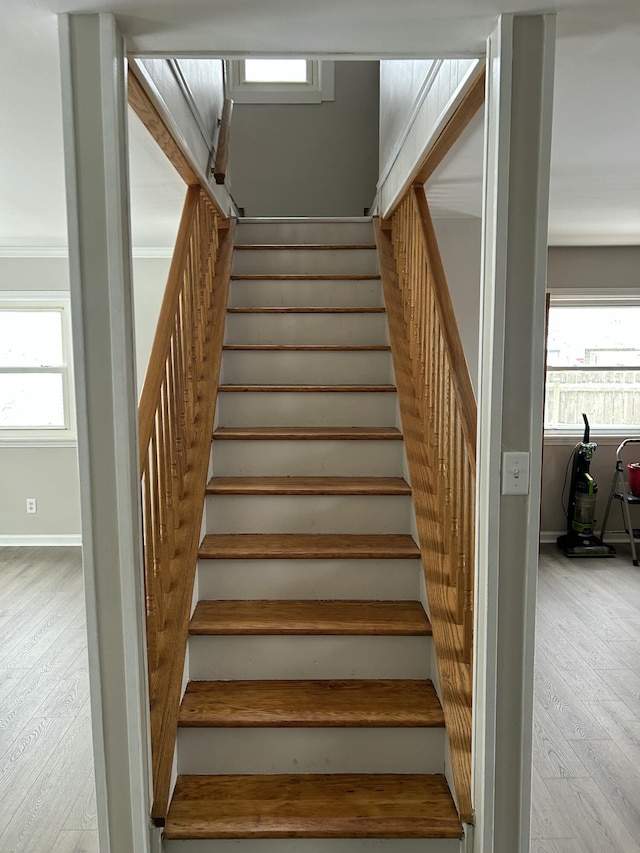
[556,413,616,558]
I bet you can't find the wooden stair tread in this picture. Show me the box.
[205,476,411,495]
[231,274,381,281]
[189,600,431,635]
[179,679,444,727]
[218,384,396,392]
[222,345,390,351]
[235,244,377,250]
[165,773,462,839]
[198,533,420,560]
[227,307,385,313]
[212,427,403,440]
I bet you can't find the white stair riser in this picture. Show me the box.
[229,279,382,308]
[217,391,396,428]
[233,249,378,276]
[196,558,422,601]
[165,838,461,853]
[225,313,388,346]
[177,728,445,775]
[212,440,404,477]
[235,219,375,245]
[221,351,393,386]
[205,495,412,534]
[188,635,432,680]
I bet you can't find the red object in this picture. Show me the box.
[628,463,640,498]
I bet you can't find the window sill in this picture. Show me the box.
[543,432,639,447]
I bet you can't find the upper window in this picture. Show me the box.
[545,299,640,433]
[0,294,75,444]
[226,59,335,104]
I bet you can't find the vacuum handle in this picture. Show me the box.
[582,413,590,443]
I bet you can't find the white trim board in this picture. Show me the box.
[0,534,82,546]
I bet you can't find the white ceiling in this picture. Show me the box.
[0,0,639,249]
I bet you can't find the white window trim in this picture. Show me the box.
[226,59,335,104]
[544,290,640,442]
[0,291,76,446]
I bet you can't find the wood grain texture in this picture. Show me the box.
[144,218,237,819]
[235,244,377,251]
[375,217,473,822]
[226,306,385,313]
[164,773,462,839]
[179,679,444,727]
[213,97,233,185]
[531,545,640,850]
[205,476,411,495]
[222,345,391,351]
[0,547,98,853]
[127,68,198,186]
[198,533,421,560]
[415,65,486,185]
[189,600,431,636]
[231,274,381,281]
[218,384,396,393]
[212,427,403,440]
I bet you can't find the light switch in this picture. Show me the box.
[501,452,530,495]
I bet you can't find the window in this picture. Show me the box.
[545,297,640,433]
[0,294,75,444]
[226,59,335,104]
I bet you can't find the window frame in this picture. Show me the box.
[0,292,76,446]
[544,290,640,441]
[226,59,335,104]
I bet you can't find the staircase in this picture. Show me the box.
[163,217,463,851]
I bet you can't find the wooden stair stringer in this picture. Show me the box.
[375,218,473,824]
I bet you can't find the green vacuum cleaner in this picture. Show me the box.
[556,413,616,558]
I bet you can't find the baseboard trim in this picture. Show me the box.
[0,534,82,547]
[540,530,629,545]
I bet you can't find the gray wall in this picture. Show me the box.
[414,233,640,537]
[229,62,379,217]
[0,255,171,538]
[542,245,640,537]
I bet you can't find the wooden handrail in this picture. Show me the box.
[375,187,477,823]
[384,64,485,221]
[412,186,477,471]
[138,186,235,818]
[213,98,234,185]
[127,65,229,223]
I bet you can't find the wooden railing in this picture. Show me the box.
[375,184,476,823]
[138,185,235,819]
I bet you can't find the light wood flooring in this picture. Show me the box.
[532,543,640,853]
[3,544,640,852]
[0,547,98,853]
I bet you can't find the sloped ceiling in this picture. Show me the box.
[0,0,639,248]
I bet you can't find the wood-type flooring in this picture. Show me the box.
[531,543,640,853]
[0,547,98,853]
[3,544,640,851]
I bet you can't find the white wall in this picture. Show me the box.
[0,255,171,538]
[433,217,482,393]
[134,58,232,215]
[229,62,379,217]
[378,58,481,216]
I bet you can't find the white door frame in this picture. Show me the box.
[59,13,153,852]
[473,13,556,853]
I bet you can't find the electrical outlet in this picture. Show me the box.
[26,498,37,514]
